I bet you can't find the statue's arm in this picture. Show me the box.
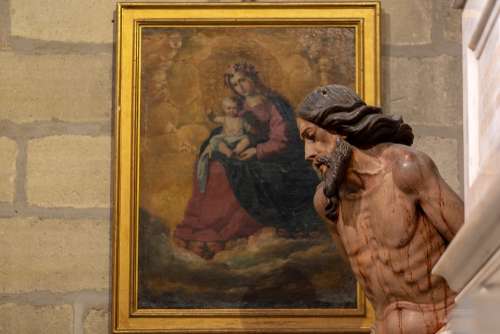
[394,148,464,242]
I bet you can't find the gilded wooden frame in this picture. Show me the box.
[113,2,380,333]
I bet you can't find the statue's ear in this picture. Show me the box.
[334,134,347,142]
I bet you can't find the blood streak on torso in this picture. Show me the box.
[328,151,455,334]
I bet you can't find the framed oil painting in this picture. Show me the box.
[113,2,380,333]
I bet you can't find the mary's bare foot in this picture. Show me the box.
[173,237,188,249]
[206,241,225,254]
[188,241,206,258]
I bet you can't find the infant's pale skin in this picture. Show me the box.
[298,118,464,334]
[212,98,250,157]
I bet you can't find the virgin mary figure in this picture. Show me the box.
[174,62,323,259]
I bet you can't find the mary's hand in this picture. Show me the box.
[239,147,257,160]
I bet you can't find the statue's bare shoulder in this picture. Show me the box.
[377,144,439,196]
[377,143,463,242]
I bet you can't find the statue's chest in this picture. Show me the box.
[340,177,417,250]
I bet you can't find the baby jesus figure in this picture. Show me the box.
[197,96,253,192]
[207,96,252,158]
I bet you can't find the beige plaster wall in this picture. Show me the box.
[0,1,462,333]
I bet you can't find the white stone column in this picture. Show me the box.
[433,0,500,333]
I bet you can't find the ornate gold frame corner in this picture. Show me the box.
[113,2,380,333]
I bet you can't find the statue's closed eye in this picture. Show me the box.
[304,129,316,141]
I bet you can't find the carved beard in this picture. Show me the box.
[316,138,353,222]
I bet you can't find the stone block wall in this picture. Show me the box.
[0,1,462,333]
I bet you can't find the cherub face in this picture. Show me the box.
[222,100,238,116]
[168,33,182,49]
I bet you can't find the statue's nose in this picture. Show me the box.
[304,143,316,162]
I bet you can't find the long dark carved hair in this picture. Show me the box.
[298,85,414,148]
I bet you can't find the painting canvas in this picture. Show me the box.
[138,26,357,309]
[114,3,379,332]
